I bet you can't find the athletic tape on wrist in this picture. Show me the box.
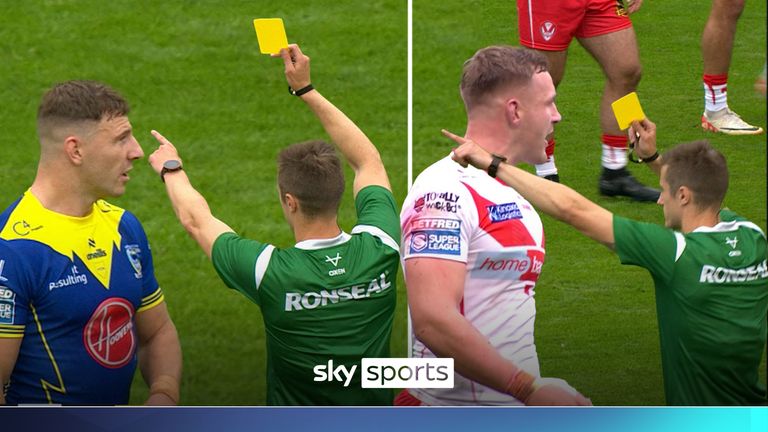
[505,369,536,403]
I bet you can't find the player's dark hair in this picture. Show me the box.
[661,140,728,210]
[460,45,549,110]
[278,140,345,217]
[37,80,130,140]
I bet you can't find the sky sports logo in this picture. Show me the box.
[313,358,454,388]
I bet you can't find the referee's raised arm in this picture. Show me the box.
[278,44,391,196]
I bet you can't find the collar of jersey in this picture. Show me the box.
[691,219,741,234]
[294,231,351,250]
[25,189,99,226]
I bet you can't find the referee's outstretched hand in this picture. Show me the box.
[277,44,311,92]
[629,117,658,161]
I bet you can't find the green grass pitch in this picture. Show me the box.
[0,0,764,406]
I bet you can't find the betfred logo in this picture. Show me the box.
[83,298,136,369]
[473,249,545,282]
[410,218,460,230]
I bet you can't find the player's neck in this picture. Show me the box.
[680,209,721,233]
[30,170,95,218]
[465,119,514,162]
[291,215,342,243]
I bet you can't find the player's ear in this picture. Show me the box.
[64,135,84,166]
[677,186,691,206]
[284,193,299,214]
[505,98,521,125]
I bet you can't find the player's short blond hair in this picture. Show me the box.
[460,45,549,110]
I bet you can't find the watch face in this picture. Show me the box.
[163,160,182,170]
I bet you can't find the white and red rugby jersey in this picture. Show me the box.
[401,155,546,405]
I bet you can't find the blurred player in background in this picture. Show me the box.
[700,0,763,135]
[0,81,182,405]
[447,117,768,405]
[399,45,590,406]
[756,63,766,96]
[516,0,660,202]
[148,44,399,405]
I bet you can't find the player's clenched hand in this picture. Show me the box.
[148,130,183,175]
[526,377,592,406]
[278,44,311,91]
[626,0,643,14]
[629,118,657,160]
[443,129,493,171]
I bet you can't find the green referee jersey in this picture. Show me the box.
[211,185,400,406]
[614,210,768,405]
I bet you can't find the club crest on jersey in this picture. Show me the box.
[540,21,556,41]
[125,244,143,278]
[487,202,523,223]
[83,297,136,369]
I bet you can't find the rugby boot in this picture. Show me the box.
[599,167,660,202]
[701,108,763,135]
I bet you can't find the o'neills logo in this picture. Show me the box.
[83,298,136,369]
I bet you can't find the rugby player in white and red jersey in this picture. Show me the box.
[398,46,590,406]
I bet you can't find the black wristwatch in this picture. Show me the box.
[487,154,507,178]
[160,159,183,183]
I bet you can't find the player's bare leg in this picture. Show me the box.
[579,27,659,202]
[534,50,568,183]
[701,0,763,134]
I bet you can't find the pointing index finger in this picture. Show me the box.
[441,129,467,145]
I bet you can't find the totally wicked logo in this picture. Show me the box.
[82,298,136,369]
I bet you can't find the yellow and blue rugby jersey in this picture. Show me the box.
[0,191,163,405]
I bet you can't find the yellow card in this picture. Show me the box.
[253,18,288,55]
[611,92,646,130]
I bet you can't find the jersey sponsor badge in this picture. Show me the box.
[0,259,8,282]
[413,192,460,214]
[408,218,461,256]
[0,287,16,324]
[83,298,136,369]
[473,250,545,284]
[487,202,523,223]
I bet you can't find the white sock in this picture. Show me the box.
[703,80,728,113]
[601,144,627,170]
